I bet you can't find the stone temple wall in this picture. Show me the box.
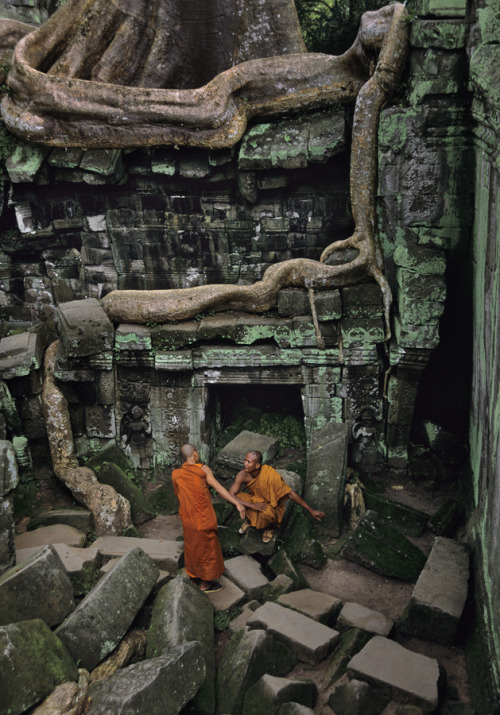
[466,0,500,703]
[0,0,472,494]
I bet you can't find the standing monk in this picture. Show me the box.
[172,444,246,593]
[229,450,325,543]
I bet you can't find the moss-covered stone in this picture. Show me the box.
[280,505,326,569]
[427,498,464,536]
[341,510,427,582]
[86,459,156,524]
[362,490,429,537]
[0,619,78,715]
[324,628,372,687]
[268,548,309,590]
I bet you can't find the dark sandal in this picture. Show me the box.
[201,580,224,593]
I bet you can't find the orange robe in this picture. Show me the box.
[172,462,224,581]
[237,465,292,529]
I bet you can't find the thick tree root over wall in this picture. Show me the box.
[42,341,132,535]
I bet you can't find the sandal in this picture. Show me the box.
[262,529,274,544]
[201,580,224,593]
[239,520,251,534]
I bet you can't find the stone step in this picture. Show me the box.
[277,588,342,626]
[397,536,470,645]
[223,554,269,599]
[92,535,183,571]
[29,507,93,533]
[15,524,87,550]
[337,602,394,636]
[247,601,340,664]
[347,635,440,712]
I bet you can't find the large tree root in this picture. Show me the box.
[101,5,409,340]
[41,341,132,535]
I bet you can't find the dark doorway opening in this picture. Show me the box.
[209,383,307,474]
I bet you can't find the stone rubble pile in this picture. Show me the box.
[0,500,471,715]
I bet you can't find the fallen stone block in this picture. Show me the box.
[230,600,261,634]
[347,636,441,711]
[268,549,309,590]
[92,535,182,571]
[323,628,372,688]
[337,602,394,636]
[363,490,429,537]
[87,641,205,715]
[341,510,427,582]
[224,554,269,599]
[99,558,170,591]
[0,332,42,379]
[277,588,342,626]
[261,574,294,602]
[206,573,246,611]
[238,524,278,556]
[279,505,326,568]
[0,439,19,495]
[15,524,87,550]
[427,499,464,537]
[216,628,298,715]
[0,619,78,715]
[216,431,279,477]
[17,544,101,596]
[247,601,339,664]
[56,547,158,670]
[0,544,74,627]
[243,674,317,715]
[29,507,93,534]
[306,422,348,537]
[328,678,389,715]
[147,575,215,715]
[397,537,470,645]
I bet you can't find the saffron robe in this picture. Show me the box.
[172,462,224,581]
[237,464,292,529]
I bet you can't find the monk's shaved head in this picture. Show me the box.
[181,444,196,461]
[247,450,262,465]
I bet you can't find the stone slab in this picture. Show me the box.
[206,574,247,611]
[17,544,101,596]
[243,674,317,715]
[306,422,348,536]
[337,602,394,636]
[56,547,159,670]
[223,554,269,599]
[347,636,440,711]
[216,431,279,475]
[92,536,183,571]
[277,588,342,626]
[0,544,74,627]
[87,641,205,715]
[100,558,170,588]
[29,507,93,533]
[247,601,339,664]
[15,524,87,550]
[398,537,469,645]
[230,600,261,634]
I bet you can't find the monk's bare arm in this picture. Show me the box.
[204,466,246,518]
[229,471,268,511]
[288,490,325,522]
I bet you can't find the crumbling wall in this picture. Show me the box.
[466,0,500,704]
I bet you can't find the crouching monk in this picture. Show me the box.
[229,450,325,543]
[172,444,246,593]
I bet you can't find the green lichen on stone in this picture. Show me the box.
[414,0,466,17]
[393,245,446,274]
[410,19,466,48]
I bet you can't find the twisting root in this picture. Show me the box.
[41,341,132,535]
[100,4,409,338]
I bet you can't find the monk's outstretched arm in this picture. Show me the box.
[204,467,247,519]
[288,491,325,522]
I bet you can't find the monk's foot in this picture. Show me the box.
[262,528,274,544]
[200,580,224,593]
[239,520,251,534]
